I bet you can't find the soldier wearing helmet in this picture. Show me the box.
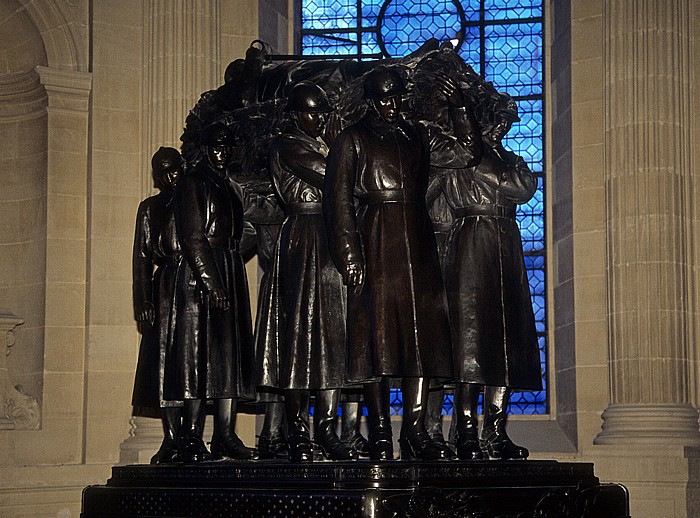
[257,81,356,462]
[439,90,540,461]
[165,122,258,462]
[323,65,480,462]
[132,147,184,464]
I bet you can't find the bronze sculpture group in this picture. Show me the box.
[131,40,540,464]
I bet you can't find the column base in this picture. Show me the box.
[594,404,700,445]
[118,416,164,465]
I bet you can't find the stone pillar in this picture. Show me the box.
[36,66,92,462]
[141,0,221,195]
[596,0,699,445]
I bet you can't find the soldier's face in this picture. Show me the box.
[162,166,183,189]
[205,145,232,171]
[294,111,327,138]
[372,95,401,124]
[485,117,513,147]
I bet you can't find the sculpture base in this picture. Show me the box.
[81,459,629,517]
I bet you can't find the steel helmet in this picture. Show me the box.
[284,81,333,113]
[199,122,236,146]
[362,66,407,100]
[151,146,183,177]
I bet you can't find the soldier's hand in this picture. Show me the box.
[435,73,465,107]
[344,262,365,294]
[136,303,155,325]
[209,287,230,311]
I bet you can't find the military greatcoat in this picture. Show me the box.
[164,163,256,401]
[131,190,181,411]
[323,112,453,383]
[439,144,542,390]
[257,125,347,391]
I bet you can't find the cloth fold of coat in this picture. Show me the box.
[257,126,347,391]
[323,112,453,383]
[438,145,542,390]
[164,163,256,401]
[131,190,182,411]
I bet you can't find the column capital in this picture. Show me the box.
[36,66,92,112]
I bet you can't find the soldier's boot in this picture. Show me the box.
[150,406,182,464]
[176,399,214,462]
[453,383,484,460]
[314,389,356,460]
[285,389,313,463]
[480,386,528,460]
[399,377,454,461]
[210,398,258,460]
[364,378,394,461]
[340,400,369,458]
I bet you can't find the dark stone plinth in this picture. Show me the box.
[81,460,629,517]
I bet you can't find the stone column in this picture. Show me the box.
[595,0,700,445]
[141,0,221,195]
[36,66,92,461]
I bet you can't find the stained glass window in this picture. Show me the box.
[301,0,547,415]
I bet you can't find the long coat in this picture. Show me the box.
[439,144,542,390]
[323,112,453,383]
[164,163,256,401]
[131,190,181,411]
[257,126,347,390]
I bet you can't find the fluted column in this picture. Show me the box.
[595,0,699,444]
[141,0,221,195]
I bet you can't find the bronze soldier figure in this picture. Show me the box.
[323,66,462,461]
[131,147,184,464]
[258,82,354,462]
[441,92,541,460]
[166,123,257,462]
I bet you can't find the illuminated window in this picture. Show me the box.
[301,0,546,415]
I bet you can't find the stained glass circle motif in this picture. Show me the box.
[377,0,466,57]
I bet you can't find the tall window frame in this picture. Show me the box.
[300,0,547,416]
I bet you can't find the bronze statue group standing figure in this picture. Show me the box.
[131,39,540,464]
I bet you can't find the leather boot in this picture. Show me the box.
[285,389,313,462]
[150,406,182,464]
[425,388,448,445]
[314,389,356,460]
[364,379,394,461]
[340,400,369,458]
[480,386,528,460]
[258,401,288,459]
[176,399,214,462]
[210,398,258,460]
[399,378,454,460]
[453,383,483,460]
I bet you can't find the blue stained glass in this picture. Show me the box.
[483,23,542,96]
[302,0,358,29]
[380,0,464,58]
[461,0,483,21]
[484,0,542,20]
[458,25,482,74]
[363,0,384,22]
[302,34,357,56]
[362,31,381,55]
